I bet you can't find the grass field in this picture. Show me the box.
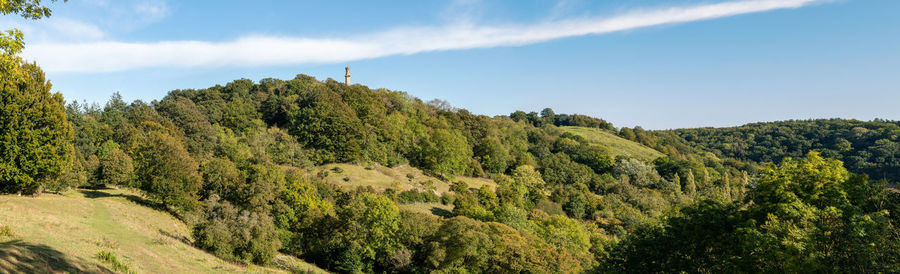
[398,202,454,217]
[0,188,327,274]
[314,163,496,195]
[561,126,664,161]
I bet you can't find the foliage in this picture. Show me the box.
[0,61,73,194]
[417,129,472,176]
[609,200,746,272]
[44,71,900,273]
[475,137,511,174]
[661,119,900,183]
[193,196,281,265]
[96,250,134,274]
[0,224,13,239]
[0,0,62,20]
[96,140,134,187]
[395,189,441,204]
[1,0,71,196]
[132,131,202,211]
[425,216,584,273]
[610,152,900,273]
[511,108,614,130]
[333,192,402,272]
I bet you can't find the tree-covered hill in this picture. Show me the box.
[3,1,898,273]
[2,65,896,272]
[41,73,894,272]
[656,119,900,183]
[49,74,758,272]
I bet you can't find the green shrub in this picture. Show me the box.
[317,170,329,179]
[441,193,456,205]
[193,197,281,265]
[96,250,133,274]
[419,180,435,190]
[396,189,441,204]
[0,225,14,239]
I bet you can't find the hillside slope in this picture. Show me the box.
[314,163,496,194]
[0,189,326,273]
[561,126,665,161]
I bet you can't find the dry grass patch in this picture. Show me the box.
[314,163,496,195]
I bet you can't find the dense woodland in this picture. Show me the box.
[2,1,900,273]
[659,120,900,182]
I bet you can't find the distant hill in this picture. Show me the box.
[658,119,900,182]
[560,126,664,161]
[0,189,327,273]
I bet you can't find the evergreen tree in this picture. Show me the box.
[0,61,73,194]
[685,171,697,195]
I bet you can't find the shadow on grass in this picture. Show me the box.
[78,189,168,212]
[0,239,112,273]
[430,207,454,218]
[158,229,192,246]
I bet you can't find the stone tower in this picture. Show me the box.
[344,66,351,86]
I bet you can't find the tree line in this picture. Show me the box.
[629,119,900,183]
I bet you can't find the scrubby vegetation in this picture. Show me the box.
[96,250,133,274]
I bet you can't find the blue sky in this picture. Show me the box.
[6,0,900,129]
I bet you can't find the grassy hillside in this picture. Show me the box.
[398,203,454,217]
[561,126,665,161]
[313,163,496,195]
[0,189,326,273]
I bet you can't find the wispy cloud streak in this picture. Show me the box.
[23,0,824,73]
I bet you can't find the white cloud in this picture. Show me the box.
[2,17,105,43]
[43,18,106,41]
[23,0,825,73]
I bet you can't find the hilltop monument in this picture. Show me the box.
[345,66,351,86]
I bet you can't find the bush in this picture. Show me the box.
[441,193,456,205]
[317,170,329,179]
[0,225,14,239]
[396,189,440,204]
[193,196,281,265]
[419,180,435,190]
[96,250,133,274]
